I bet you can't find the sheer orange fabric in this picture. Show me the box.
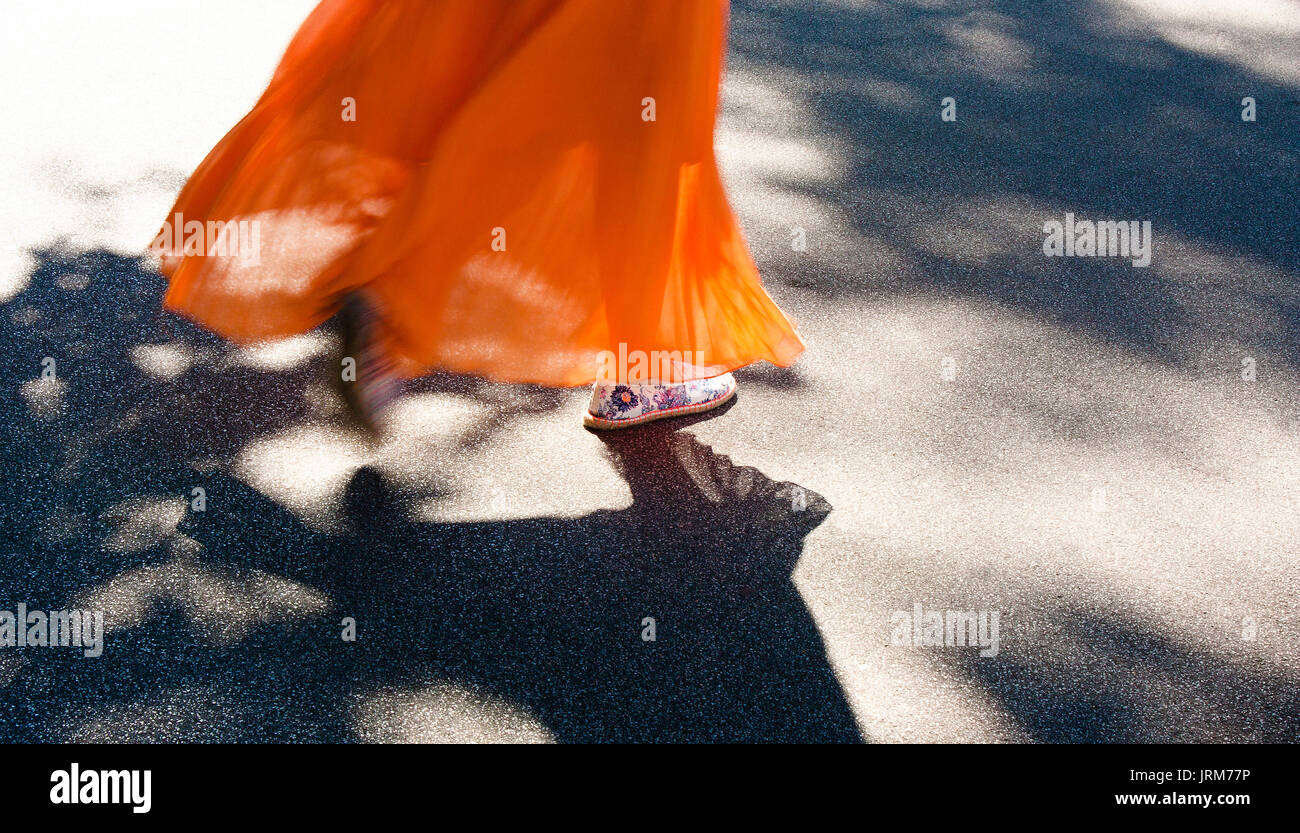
[155,0,804,386]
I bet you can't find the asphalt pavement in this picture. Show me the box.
[0,0,1298,742]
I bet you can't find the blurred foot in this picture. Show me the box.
[335,293,400,436]
[584,373,736,430]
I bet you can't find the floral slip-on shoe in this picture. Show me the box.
[583,373,737,430]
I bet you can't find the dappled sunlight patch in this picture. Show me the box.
[377,392,487,440]
[19,377,67,421]
[129,341,196,380]
[408,402,629,524]
[369,394,489,510]
[826,563,1300,742]
[352,684,554,744]
[723,64,826,121]
[1102,0,1300,86]
[75,542,332,645]
[66,687,242,743]
[719,67,852,192]
[890,192,1300,377]
[720,131,845,185]
[8,304,43,327]
[939,10,1037,80]
[99,496,188,554]
[0,247,34,302]
[54,270,90,292]
[837,636,1026,743]
[851,75,927,111]
[897,193,1056,267]
[233,423,370,530]
[1,164,189,285]
[223,332,334,371]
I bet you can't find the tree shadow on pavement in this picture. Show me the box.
[728,0,1300,370]
[951,606,1300,743]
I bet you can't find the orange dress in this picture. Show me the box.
[155,0,803,386]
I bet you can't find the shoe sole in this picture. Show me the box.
[582,386,736,431]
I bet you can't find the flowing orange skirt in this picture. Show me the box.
[155,0,803,386]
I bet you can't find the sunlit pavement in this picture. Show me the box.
[1,0,1298,742]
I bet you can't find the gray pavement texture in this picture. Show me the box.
[1,0,1299,742]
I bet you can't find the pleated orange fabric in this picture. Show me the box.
[154,0,804,386]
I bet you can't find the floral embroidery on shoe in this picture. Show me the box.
[653,386,688,411]
[609,385,641,414]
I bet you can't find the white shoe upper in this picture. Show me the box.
[587,373,736,423]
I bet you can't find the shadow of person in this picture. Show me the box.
[332,421,863,743]
[0,247,860,742]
